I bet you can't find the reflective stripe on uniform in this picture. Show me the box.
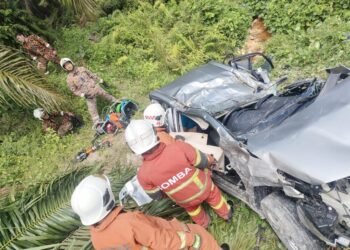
[187,206,202,217]
[165,169,209,204]
[177,169,209,204]
[144,187,160,194]
[194,149,201,167]
[166,169,201,195]
[193,176,204,190]
[194,149,208,169]
[177,231,187,249]
[193,234,201,249]
[212,195,227,210]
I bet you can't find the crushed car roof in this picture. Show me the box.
[154,61,267,115]
[154,62,350,184]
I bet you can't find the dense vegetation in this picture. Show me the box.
[245,0,350,33]
[1,0,350,249]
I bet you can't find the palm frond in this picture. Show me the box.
[59,0,100,20]
[0,165,101,250]
[55,226,92,250]
[57,167,187,249]
[0,165,186,250]
[0,45,63,111]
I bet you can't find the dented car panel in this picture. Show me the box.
[153,61,269,116]
[248,75,350,184]
[150,57,350,249]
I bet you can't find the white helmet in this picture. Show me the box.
[60,58,74,69]
[33,108,45,120]
[125,120,159,155]
[71,175,115,226]
[143,103,166,127]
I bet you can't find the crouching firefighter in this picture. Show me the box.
[143,102,176,145]
[125,120,233,229]
[33,108,82,136]
[71,175,229,250]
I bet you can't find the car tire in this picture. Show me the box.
[261,192,325,250]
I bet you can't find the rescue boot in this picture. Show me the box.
[221,243,230,250]
[226,200,234,223]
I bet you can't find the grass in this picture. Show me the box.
[207,200,284,249]
[3,0,349,249]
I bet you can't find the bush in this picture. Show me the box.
[244,0,350,34]
[90,0,250,93]
[0,5,55,46]
[266,17,350,78]
[98,0,139,14]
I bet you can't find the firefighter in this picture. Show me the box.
[143,102,176,145]
[125,120,233,229]
[33,108,82,136]
[60,58,118,125]
[71,175,229,250]
[16,34,60,74]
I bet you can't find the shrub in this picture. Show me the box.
[244,0,350,34]
[266,17,350,78]
[90,0,250,93]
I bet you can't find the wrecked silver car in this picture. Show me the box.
[148,53,350,250]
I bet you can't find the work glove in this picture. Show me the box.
[192,234,201,250]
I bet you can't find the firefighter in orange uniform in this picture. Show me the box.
[143,102,176,145]
[125,120,233,229]
[71,175,229,250]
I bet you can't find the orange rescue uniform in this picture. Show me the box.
[156,127,175,145]
[138,141,230,228]
[90,206,221,250]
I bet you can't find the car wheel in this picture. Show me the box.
[261,192,324,250]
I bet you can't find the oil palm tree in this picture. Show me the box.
[21,0,100,21]
[0,165,185,249]
[0,45,63,111]
[58,0,100,20]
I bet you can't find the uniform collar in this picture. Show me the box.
[72,67,79,75]
[90,206,123,232]
[143,143,166,161]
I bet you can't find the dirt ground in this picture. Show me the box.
[81,132,142,173]
[240,18,272,55]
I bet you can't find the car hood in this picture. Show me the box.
[248,75,350,184]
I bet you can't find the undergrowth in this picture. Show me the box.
[266,17,350,80]
[1,0,350,249]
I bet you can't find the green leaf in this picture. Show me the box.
[0,45,63,111]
